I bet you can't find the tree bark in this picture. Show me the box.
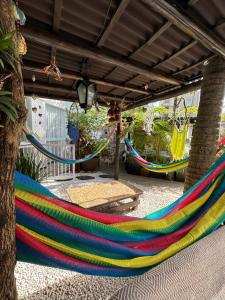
[0,1,26,299]
[184,56,225,192]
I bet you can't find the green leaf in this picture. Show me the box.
[0,91,12,96]
[0,105,16,121]
[2,31,15,41]
[0,58,4,69]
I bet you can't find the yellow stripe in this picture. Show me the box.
[140,161,188,173]
[17,191,225,268]
[112,176,220,231]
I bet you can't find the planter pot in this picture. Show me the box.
[149,171,167,179]
[125,159,141,175]
[140,167,150,177]
[81,157,99,172]
[175,170,186,182]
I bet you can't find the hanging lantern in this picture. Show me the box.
[76,80,96,112]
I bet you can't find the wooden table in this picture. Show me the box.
[66,180,143,213]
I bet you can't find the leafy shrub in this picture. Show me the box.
[16,151,47,182]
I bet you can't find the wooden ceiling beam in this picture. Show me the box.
[53,0,63,32]
[173,54,215,75]
[129,21,171,58]
[23,80,134,103]
[142,0,225,58]
[97,0,130,47]
[154,40,198,68]
[153,21,225,70]
[23,64,149,95]
[126,80,201,110]
[22,26,182,85]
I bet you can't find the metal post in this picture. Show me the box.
[114,113,121,180]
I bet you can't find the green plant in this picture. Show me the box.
[0,90,18,126]
[0,29,15,70]
[68,107,108,156]
[0,28,18,126]
[149,119,172,162]
[16,151,47,182]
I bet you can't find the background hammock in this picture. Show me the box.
[15,151,225,277]
[125,138,189,173]
[22,127,116,164]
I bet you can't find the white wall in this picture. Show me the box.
[24,97,73,144]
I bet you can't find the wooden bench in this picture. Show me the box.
[66,180,143,213]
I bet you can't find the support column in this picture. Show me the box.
[184,56,225,192]
[114,114,121,180]
[0,1,27,299]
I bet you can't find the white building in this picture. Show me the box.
[23,97,73,144]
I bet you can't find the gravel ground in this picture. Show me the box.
[15,169,183,300]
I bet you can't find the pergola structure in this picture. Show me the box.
[20,0,225,109]
[17,0,225,180]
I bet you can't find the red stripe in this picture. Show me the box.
[19,190,138,224]
[166,161,225,216]
[16,226,103,269]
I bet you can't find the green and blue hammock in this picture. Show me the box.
[16,150,225,277]
[22,127,116,164]
[24,127,189,173]
[125,138,189,173]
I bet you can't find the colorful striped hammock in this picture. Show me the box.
[22,127,116,164]
[15,151,225,277]
[125,138,189,173]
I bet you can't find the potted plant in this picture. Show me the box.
[68,107,108,172]
[16,151,47,182]
[80,140,100,172]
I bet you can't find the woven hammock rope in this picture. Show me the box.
[15,150,225,277]
[125,139,189,173]
[22,127,116,165]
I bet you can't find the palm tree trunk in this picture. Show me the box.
[184,56,225,192]
[0,1,26,299]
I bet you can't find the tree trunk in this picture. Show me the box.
[0,1,27,299]
[184,56,225,192]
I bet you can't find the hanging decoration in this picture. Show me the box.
[32,73,36,82]
[170,125,188,161]
[107,102,121,123]
[13,3,26,26]
[43,56,62,81]
[14,1,27,56]
[67,103,80,144]
[170,97,189,161]
[17,32,27,55]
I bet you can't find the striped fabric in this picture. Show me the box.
[23,127,116,164]
[125,139,189,173]
[15,152,225,277]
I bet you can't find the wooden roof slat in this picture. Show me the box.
[97,0,130,47]
[22,26,181,85]
[24,80,134,103]
[129,21,171,58]
[173,54,215,76]
[127,80,202,110]
[53,0,63,32]
[142,0,225,58]
[23,65,149,95]
[154,40,198,68]
[153,20,225,71]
